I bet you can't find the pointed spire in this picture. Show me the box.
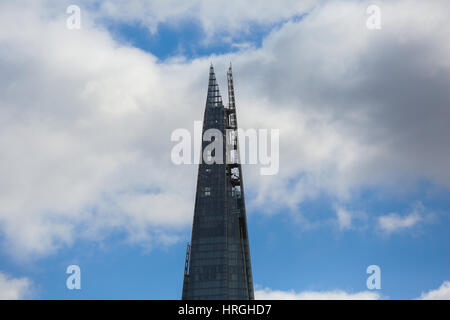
[206,63,222,108]
[227,62,235,110]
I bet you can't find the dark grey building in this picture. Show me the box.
[182,64,254,300]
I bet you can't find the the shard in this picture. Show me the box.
[182,64,254,300]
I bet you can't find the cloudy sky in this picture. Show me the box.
[0,0,449,299]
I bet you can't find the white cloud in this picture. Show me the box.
[0,0,449,259]
[378,212,422,234]
[0,1,198,258]
[256,281,450,300]
[95,0,317,38]
[378,203,427,234]
[255,287,381,300]
[333,206,369,231]
[418,281,450,300]
[335,207,353,230]
[0,273,31,300]
[236,0,450,214]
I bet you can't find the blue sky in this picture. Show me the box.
[0,0,449,300]
[107,20,267,60]
[1,185,448,299]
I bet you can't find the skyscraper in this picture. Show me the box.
[182,64,254,300]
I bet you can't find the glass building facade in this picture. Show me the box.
[182,65,254,300]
